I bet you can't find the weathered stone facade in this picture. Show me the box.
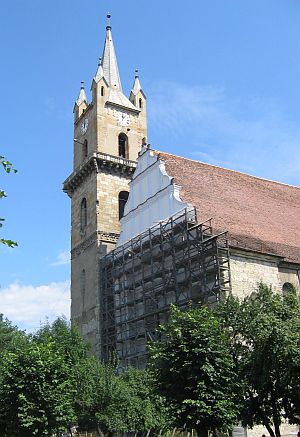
[64,20,147,354]
[230,249,300,299]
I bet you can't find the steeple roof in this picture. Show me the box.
[101,15,122,90]
[94,58,104,83]
[92,15,140,112]
[76,81,87,106]
[131,69,142,95]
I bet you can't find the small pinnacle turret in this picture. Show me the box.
[129,69,146,111]
[94,58,104,83]
[76,81,87,106]
[131,69,142,95]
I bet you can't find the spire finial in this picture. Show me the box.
[81,81,84,89]
[106,13,111,29]
[135,69,139,78]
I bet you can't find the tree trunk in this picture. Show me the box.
[273,409,281,437]
[271,393,281,437]
[274,420,281,437]
[264,422,275,437]
[171,428,177,437]
[195,424,208,437]
[96,425,105,437]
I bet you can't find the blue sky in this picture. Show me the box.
[1,0,300,331]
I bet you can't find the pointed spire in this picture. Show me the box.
[106,13,111,29]
[101,14,122,91]
[131,69,142,95]
[94,57,104,83]
[76,81,87,105]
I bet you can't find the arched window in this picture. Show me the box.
[101,86,105,97]
[80,269,86,307]
[139,98,143,109]
[282,282,294,294]
[119,191,129,220]
[118,133,128,159]
[83,139,88,160]
[80,198,87,231]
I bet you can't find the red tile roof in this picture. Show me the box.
[155,151,300,265]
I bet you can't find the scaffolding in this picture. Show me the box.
[100,208,231,368]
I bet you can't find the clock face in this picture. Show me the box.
[80,118,89,135]
[114,110,130,127]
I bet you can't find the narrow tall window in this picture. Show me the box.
[118,133,128,159]
[80,269,86,308]
[119,191,129,220]
[139,98,143,109]
[83,139,88,159]
[80,198,87,231]
[101,86,105,97]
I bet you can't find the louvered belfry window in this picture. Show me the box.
[80,198,87,231]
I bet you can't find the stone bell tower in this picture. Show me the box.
[63,15,147,356]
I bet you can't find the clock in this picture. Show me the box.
[114,110,130,127]
[80,118,89,135]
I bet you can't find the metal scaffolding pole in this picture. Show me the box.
[100,208,231,368]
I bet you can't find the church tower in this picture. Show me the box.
[63,15,147,356]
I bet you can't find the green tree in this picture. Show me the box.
[75,359,170,435]
[216,283,300,437]
[0,318,88,437]
[119,366,172,432]
[0,155,17,247]
[0,337,77,436]
[34,317,89,363]
[149,304,240,437]
[0,314,26,357]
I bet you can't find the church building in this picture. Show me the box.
[64,16,300,365]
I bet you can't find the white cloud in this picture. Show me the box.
[51,250,70,266]
[0,280,70,332]
[148,81,300,186]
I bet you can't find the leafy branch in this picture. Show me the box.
[1,155,17,248]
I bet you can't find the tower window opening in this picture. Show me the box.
[80,269,86,308]
[139,98,143,109]
[118,133,128,159]
[101,86,105,97]
[119,191,129,220]
[83,139,88,159]
[80,198,87,231]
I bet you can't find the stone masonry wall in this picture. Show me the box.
[230,249,300,298]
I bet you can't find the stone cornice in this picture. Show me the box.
[71,232,98,258]
[63,152,137,196]
[71,230,119,258]
[105,101,140,115]
[98,230,119,244]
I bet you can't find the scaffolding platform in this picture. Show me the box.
[100,208,231,368]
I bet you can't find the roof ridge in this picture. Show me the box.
[152,149,300,190]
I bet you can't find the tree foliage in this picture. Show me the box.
[216,283,300,437]
[0,155,17,247]
[0,319,82,436]
[0,338,77,437]
[0,317,170,436]
[75,359,171,435]
[149,304,241,437]
[0,314,26,357]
